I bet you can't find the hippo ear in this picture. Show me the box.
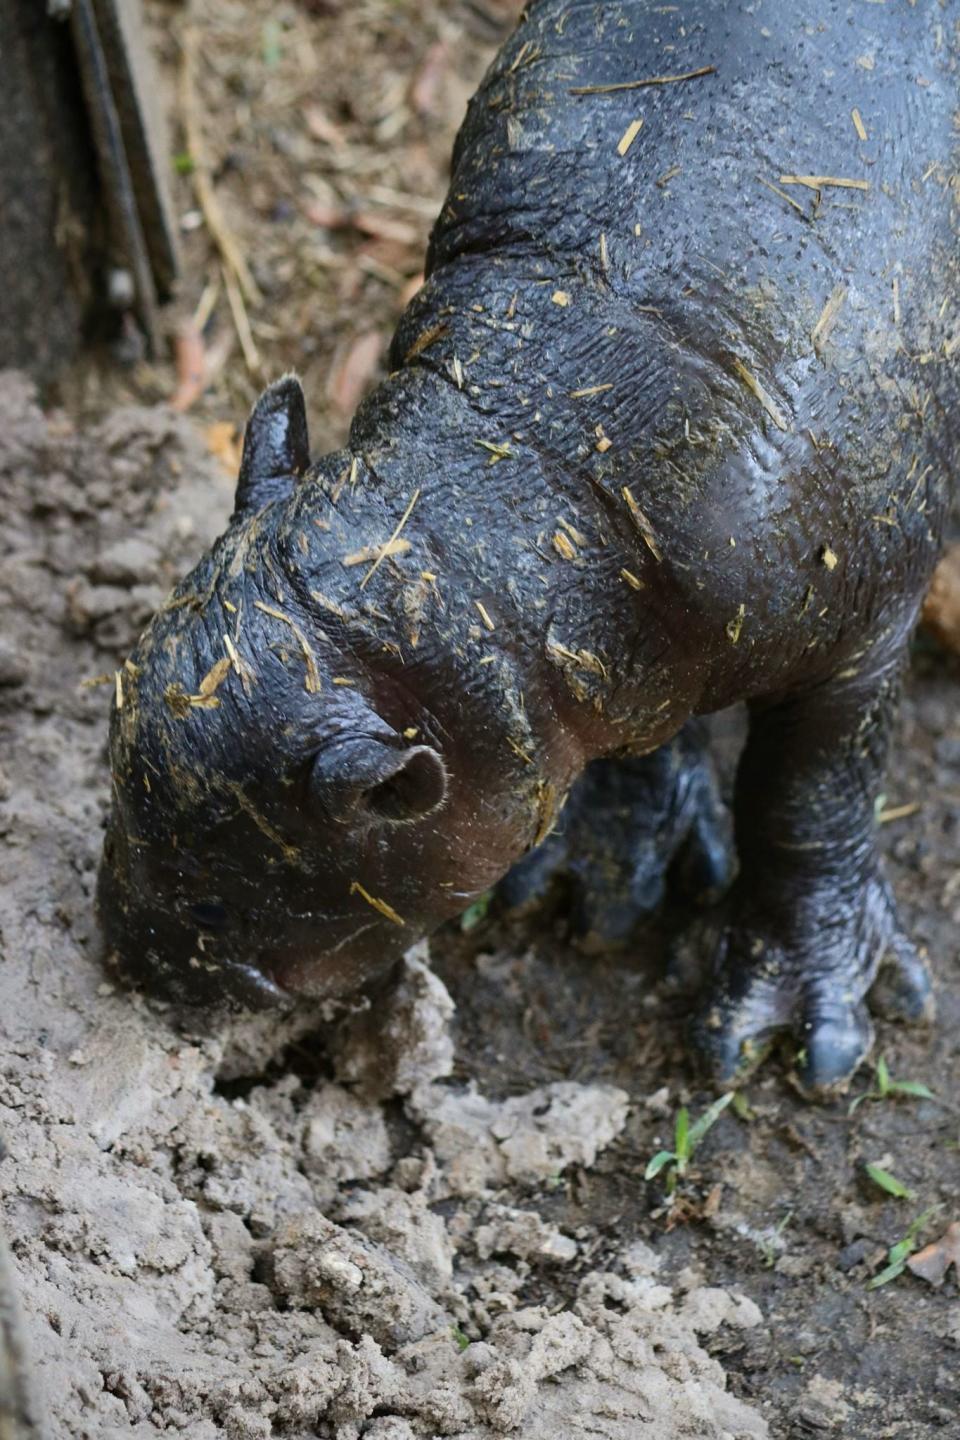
[234,374,310,515]
[311,736,448,825]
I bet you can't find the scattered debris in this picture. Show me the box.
[617,117,644,155]
[778,174,870,192]
[360,487,421,589]
[570,65,716,95]
[350,879,406,926]
[731,358,789,430]
[811,285,847,353]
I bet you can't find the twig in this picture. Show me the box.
[811,285,847,353]
[180,22,262,307]
[779,174,869,192]
[192,276,220,331]
[877,802,921,824]
[731,359,789,431]
[350,880,405,926]
[222,263,262,379]
[360,488,421,589]
[253,601,321,693]
[571,65,715,95]
[757,174,807,217]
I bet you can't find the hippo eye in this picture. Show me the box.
[189,901,229,932]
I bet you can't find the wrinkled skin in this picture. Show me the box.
[99,0,959,1092]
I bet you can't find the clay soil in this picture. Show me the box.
[2,2,959,1437]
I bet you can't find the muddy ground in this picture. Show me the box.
[2,1,959,1437]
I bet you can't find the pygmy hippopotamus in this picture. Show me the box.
[98,0,959,1092]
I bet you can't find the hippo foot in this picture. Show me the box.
[498,726,734,951]
[685,869,935,1096]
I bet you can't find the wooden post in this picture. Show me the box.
[0,1,101,378]
[0,0,178,380]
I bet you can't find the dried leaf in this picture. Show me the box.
[353,211,419,245]
[205,421,243,475]
[906,1222,960,1285]
[410,39,449,117]
[922,542,960,655]
[304,199,351,229]
[304,104,346,147]
[169,325,206,412]
[327,332,384,415]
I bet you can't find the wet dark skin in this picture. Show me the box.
[99,0,959,1093]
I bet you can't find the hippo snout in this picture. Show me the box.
[95,830,287,1008]
[96,827,410,1010]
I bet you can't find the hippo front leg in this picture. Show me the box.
[499,722,734,949]
[691,661,934,1095]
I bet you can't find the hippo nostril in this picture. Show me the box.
[189,901,229,932]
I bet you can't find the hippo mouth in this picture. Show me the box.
[255,919,396,999]
[96,845,407,1010]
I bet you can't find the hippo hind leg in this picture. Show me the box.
[687,657,934,1096]
[498,721,735,950]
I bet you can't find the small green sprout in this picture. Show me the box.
[645,1091,734,1194]
[760,1210,794,1268]
[173,152,195,176]
[451,1324,471,1352]
[848,1056,936,1115]
[261,19,282,66]
[460,891,492,932]
[864,1163,914,1200]
[868,1205,943,1289]
[731,1090,755,1122]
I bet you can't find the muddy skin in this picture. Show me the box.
[99,0,959,1093]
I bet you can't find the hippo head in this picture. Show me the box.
[97,377,546,1009]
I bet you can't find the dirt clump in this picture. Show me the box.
[0,375,768,1436]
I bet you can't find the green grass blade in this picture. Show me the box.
[687,1091,735,1152]
[868,1258,907,1289]
[674,1107,690,1161]
[644,1150,675,1181]
[888,1080,936,1101]
[460,891,492,932]
[865,1163,914,1200]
